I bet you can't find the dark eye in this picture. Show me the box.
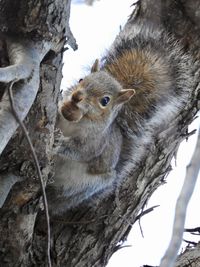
[79,78,83,83]
[100,96,110,107]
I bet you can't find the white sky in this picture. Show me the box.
[62,1,200,266]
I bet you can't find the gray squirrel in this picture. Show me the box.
[47,20,192,215]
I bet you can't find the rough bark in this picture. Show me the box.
[0,0,77,266]
[175,243,200,267]
[0,0,199,267]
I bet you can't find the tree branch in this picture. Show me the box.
[0,39,35,83]
[160,127,200,267]
[0,38,51,155]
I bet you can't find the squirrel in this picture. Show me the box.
[47,20,192,215]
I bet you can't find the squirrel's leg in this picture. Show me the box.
[87,148,118,180]
[87,128,122,180]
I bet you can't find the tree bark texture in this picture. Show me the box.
[0,0,199,267]
[0,0,77,266]
[175,243,200,267]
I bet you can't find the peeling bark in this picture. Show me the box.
[0,0,76,266]
[0,0,199,267]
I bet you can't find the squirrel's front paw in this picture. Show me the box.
[87,165,116,180]
[87,165,99,175]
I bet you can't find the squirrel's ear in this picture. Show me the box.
[91,59,100,73]
[116,89,135,104]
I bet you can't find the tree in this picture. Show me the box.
[0,0,199,266]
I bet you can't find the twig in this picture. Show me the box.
[160,127,200,267]
[135,205,160,221]
[185,227,200,234]
[8,81,52,267]
[138,217,144,238]
[183,239,197,246]
[113,244,132,253]
[136,205,160,238]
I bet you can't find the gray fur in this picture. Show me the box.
[47,20,193,215]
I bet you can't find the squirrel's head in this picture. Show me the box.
[59,59,135,123]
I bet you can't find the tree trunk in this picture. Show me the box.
[0,0,199,267]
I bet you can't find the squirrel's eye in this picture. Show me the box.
[79,78,83,83]
[100,96,110,107]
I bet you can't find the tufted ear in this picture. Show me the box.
[91,59,100,73]
[116,89,135,104]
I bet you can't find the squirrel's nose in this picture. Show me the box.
[71,91,84,103]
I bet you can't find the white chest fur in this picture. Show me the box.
[53,155,109,196]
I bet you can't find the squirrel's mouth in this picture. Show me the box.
[60,101,83,122]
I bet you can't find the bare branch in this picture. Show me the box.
[8,81,52,267]
[135,205,160,238]
[183,239,197,246]
[185,227,200,234]
[135,205,160,221]
[0,39,36,83]
[0,39,51,155]
[160,127,200,267]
